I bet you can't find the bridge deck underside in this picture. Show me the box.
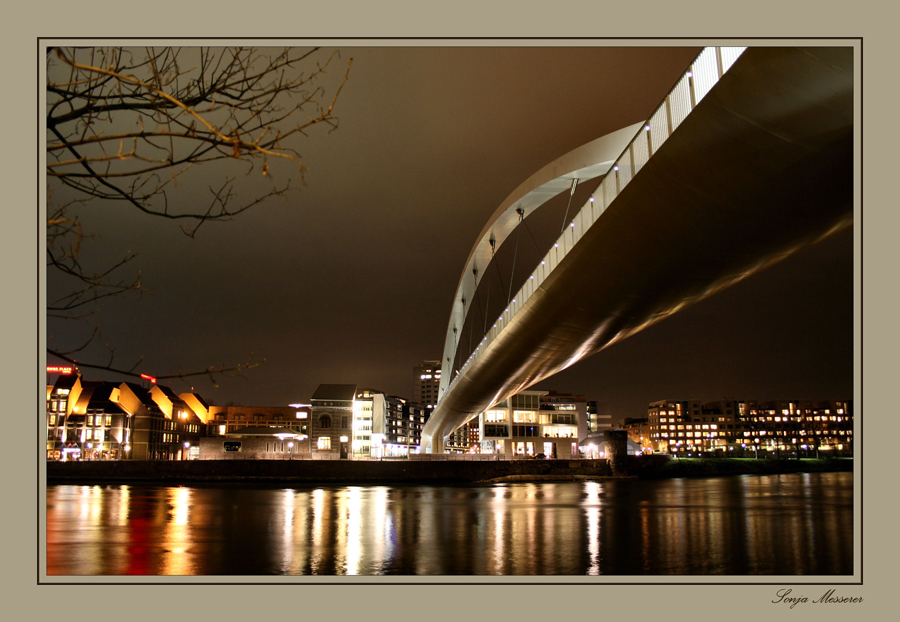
[424,47,854,451]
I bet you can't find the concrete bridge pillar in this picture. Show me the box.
[604,430,628,476]
[432,435,444,454]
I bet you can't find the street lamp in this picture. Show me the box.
[86,442,93,461]
[183,441,190,460]
[288,441,294,460]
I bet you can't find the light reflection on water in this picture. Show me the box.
[45,472,853,576]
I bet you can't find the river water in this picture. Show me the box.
[45,471,853,577]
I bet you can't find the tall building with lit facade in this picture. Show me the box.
[352,388,386,458]
[413,360,442,409]
[384,396,431,457]
[646,398,854,456]
[477,390,588,458]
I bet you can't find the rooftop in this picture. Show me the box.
[311,384,358,402]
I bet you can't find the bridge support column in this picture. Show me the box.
[432,435,444,454]
[604,430,628,476]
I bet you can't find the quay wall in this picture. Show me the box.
[46,457,618,484]
[45,456,851,485]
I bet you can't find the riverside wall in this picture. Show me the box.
[46,457,619,485]
[45,456,852,485]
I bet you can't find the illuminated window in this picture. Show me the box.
[49,415,56,426]
[318,437,331,450]
[485,410,506,423]
[513,411,537,423]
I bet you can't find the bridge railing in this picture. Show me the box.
[445,46,747,397]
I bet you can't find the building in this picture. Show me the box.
[206,405,310,437]
[477,390,588,458]
[383,396,430,457]
[149,385,204,457]
[309,384,436,459]
[352,388,386,458]
[587,401,614,433]
[622,417,651,449]
[445,419,480,453]
[646,398,854,456]
[579,431,644,458]
[310,384,357,459]
[413,360,442,409]
[199,426,307,460]
[46,371,208,460]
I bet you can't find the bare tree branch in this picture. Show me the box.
[47,348,264,388]
[47,46,351,385]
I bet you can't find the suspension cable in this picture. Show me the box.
[484,236,496,337]
[560,177,579,234]
[507,208,525,305]
[473,267,486,346]
[522,215,542,257]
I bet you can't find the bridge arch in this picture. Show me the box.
[437,121,644,400]
[424,46,854,453]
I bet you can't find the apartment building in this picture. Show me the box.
[477,390,588,458]
[646,398,854,456]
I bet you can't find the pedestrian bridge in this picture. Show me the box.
[422,46,854,453]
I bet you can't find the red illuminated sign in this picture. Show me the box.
[140,374,157,384]
[47,366,74,374]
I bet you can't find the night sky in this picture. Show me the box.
[45,45,855,423]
